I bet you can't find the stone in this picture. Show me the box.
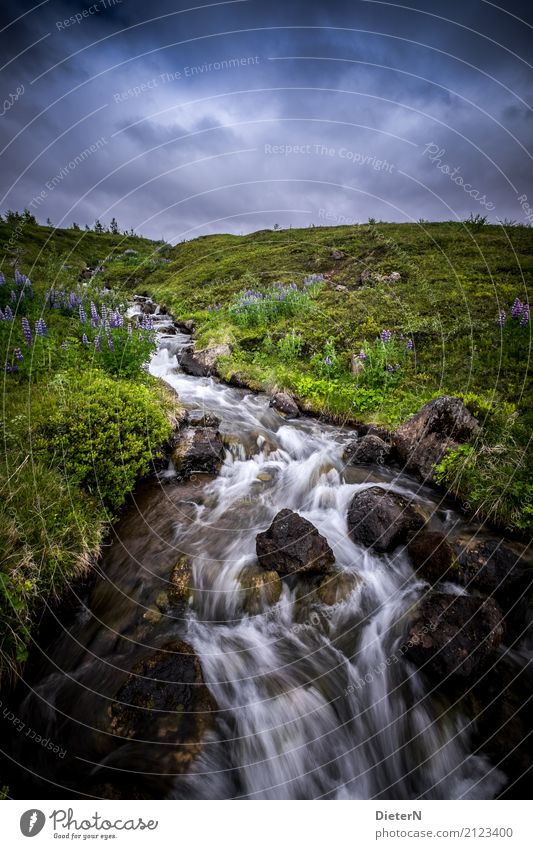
[393,395,479,482]
[256,508,335,575]
[316,571,360,605]
[186,409,221,428]
[108,640,216,773]
[344,435,391,466]
[238,567,282,614]
[269,392,300,417]
[408,530,458,584]
[347,486,424,552]
[168,554,193,605]
[403,592,505,682]
[180,343,232,377]
[173,427,225,478]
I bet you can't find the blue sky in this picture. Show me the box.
[1,0,532,240]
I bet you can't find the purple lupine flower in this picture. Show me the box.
[90,302,99,325]
[79,303,87,323]
[395,363,401,370]
[520,304,529,327]
[82,333,89,345]
[94,335,101,352]
[406,339,414,350]
[14,347,23,361]
[358,349,367,361]
[511,298,523,319]
[324,355,333,366]
[4,305,13,321]
[0,308,5,320]
[69,292,79,308]
[385,364,394,373]
[127,322,132,336]
[21,317,32,345]
[15,270,24,285]
[107,333,114,352]
[100,303,107,323]
[35,318,48,337]
[498,309,506,327]
[0,272,5,285]
[10,290,17,302]
[207,305,212,312]
[380,329,392,344]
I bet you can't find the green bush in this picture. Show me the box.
[38,371,172,511]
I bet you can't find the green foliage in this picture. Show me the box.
[227,277,324,327]
[277,328,304,363]
[38,371,172,511]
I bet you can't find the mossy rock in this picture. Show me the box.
[168,554,193,605]
[238,567,282,614]
[316,571,361,605]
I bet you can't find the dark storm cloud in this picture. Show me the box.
[1,0,532,238]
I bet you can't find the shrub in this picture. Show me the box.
[228,275,324,327]
[38,371,172,511]
[277,329,304,363]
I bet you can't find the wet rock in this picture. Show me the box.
[393,395,479,482]
[173,427,225,478]
[180,343,232,377]
[455,538,526,599]
[269,392,300,418]
[174,318,195,333]
[108,640,216,773]
[238,567,282,614]
[256,508,335,575]
[408,530,458,584]
[168,554,193,605]
[347,486,425,552]
[186,409,221,428]
[227,372,249,388]
[344,435,391,466]
[143,606,162,624]
[316,571,360,605]
[141,301,157,315]
[358,423,392,442]
[403,592,505,682]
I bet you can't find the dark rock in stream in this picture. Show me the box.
[269,392,300,418]
[180,343,232,377]
[173,426,225,478]
[347,486,425,552]
[186,409,221,428]
[108,640,216,775]
[408,530,458,583]
[403,592,505,682]
[344,434,391,466]
[256,508,335,575]
[168,554,194,605]
[393,395,479,482]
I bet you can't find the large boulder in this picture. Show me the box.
[403,592,505,682]
[347,486,425,552]
[269,392,300,418]
[256,508,335,575]
[344,434,391,466]
[180,343,232,377]
[408,530,458,583]
[455,538,526,599]
[108,640,216,773]
[173,427,225,478]
[393,395,479,482]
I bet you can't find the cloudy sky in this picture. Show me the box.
[1,0,532,240]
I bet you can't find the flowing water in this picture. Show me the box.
[9,309,509,800]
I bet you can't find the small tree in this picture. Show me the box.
[46,217,53,227]
[94,219,104,233]
[72,222,80,230]
[109,217,119,234]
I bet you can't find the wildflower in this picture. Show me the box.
[82,333,89,345]
[511,298,523,320]
[94,335,101,352]
[0,272,5,285]
[61,341,68,350]
[14,348,23,361]
[35,318,48,337]
[10,290,17,302]
[101,304,107,323]
[90,302,99,325]
[79,304,87,323]
[406,339,414,350]
[520,305,529,327]
[324,355,333,366]
[21,317,33,345]
[127,322,133,336]
[107,333,114,352]
[380,329,392,344]
[498,309,506,327]
[358,349,367,360]
[386,364,394,373]
[395,363,401,370]
[4,305,13,321]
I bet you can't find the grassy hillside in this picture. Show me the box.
[127,220,532,533]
